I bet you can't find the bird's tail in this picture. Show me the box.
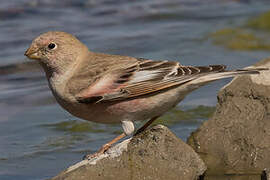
[191,67,268,84]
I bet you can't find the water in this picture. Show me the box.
[1,0,270,179]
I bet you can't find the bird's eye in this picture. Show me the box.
[48,43,57,50]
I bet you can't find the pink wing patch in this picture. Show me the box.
[75,65,137,103]
[77,74,121,100]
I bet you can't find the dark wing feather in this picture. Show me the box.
[94,59,226,102]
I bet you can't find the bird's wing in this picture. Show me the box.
[75,58,227,103]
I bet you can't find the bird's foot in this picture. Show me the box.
[83,143,111,160]
[83,133,126,160]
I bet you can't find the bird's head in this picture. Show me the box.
[25,31,89,74]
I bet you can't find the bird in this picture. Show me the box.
[24,31,266,159]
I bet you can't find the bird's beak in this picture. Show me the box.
[24,47,40,60]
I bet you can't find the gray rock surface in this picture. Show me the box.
[51,125,206,180]
[187,58,270,177]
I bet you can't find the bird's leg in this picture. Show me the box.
[135,116,159,135]
[84,133,126,160]
[84,117,159,160]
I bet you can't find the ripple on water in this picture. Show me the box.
[1,0,270,180]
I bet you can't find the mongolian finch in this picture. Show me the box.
[25,31,266,159]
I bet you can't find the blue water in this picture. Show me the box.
[1,0,270,179]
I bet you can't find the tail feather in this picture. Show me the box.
[191,67,268,84]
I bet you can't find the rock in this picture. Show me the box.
[187,58,270,177]
[51,125,206,180]
[203,174,262,180]
[267,170,270,180]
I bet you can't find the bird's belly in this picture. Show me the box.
[58,86,190,124]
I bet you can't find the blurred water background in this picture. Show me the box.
[1,0,270,179]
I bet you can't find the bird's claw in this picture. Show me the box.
[83,143,111,160]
